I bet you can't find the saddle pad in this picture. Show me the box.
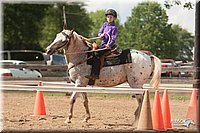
[87,49,132,67]
[103,49,132,67]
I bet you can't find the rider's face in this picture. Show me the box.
[106,15,115,23]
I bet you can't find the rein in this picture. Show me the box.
[79,35,101,42]
[67,55,93,71]
[65,32,112,71]
[64,47,113,55]
[79,32,110,48]
[66,47,118,71]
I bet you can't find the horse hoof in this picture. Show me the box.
[82,119,88,123]
[82,117,90,123]
[64,119,71,124]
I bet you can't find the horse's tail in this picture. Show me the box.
[150,55,161,89]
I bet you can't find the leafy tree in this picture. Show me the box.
[88,10,105,45]
[3,4,49,51]
[164,0,194,9]
[89,10,105,36]
[64,3,92,36]
[3,3,91,51]
[40,3,92,49]
[172,25,194,61]
[121,1,177,58]
[40,3,91,48]
[39,4,63,49]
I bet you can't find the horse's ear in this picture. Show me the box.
[70,29,74,36]
[63,6,67,30]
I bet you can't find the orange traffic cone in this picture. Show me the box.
[152,90,164,130]
[186,89,197,123]
[162,89,172,129]
[33,82,46,116]
[137,90,153,130]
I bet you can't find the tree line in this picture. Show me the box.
[3,1,194,61]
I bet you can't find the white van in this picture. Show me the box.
[1,50,46,65]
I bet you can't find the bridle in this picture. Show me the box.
[60,31,73,50]
[59,7,95,72]
[59,31,94,71]
[58,30,112,72]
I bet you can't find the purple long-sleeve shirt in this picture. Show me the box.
[98,22,118,48]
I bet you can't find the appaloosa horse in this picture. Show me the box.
[46,27,161,123]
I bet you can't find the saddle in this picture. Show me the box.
[86,48,132,85]
[87,48,132,67]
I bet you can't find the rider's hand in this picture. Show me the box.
[105,45,110,49]
[92,42,98,50]
[100,33,104,39]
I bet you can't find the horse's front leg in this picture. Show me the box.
[81,92,91,122]
[65,92,80,123]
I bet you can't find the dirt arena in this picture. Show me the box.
[2,91,197,132]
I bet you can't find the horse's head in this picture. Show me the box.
[46,29,74,55]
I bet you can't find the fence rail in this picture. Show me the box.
[161,67,194,73]
[2,77,195,84]
[2,64,194,72]
[1,64,195,84]
[1,80,195,96]
[2,64,68,70]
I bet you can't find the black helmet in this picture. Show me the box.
[105,9,117,18]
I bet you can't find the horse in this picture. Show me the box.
[46,28,161,124]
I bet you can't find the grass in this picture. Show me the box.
[88,93,133,99]
[43,92,134,99]
[43,92,68,97]
[45,92,190,102]
[169,96,190,101]
[3,91,191,101]
[149,94,190,101]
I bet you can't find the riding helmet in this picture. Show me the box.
[105,9,117,18]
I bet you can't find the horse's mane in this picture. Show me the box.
[62,30,97,49]
[72,31,80,40]
[61,29,79,40]
[69,30,92,48]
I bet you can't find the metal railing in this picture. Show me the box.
[1,64,195,84]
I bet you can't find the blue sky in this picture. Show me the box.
[84,0,195,34]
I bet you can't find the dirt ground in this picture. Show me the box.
[2,91,197,132]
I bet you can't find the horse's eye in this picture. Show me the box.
[62,38,66,42]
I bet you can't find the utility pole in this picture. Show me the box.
[194,0,200,132]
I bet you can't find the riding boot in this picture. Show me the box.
[91,56,101,79]
[85,53,101,80]
[85,49,110,80]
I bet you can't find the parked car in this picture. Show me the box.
[0,68,42,78]
[1,50,46,65]
[42,53,68,76]
[161,59,180,77]
[0,60,42,78]
[179,62,194,77]
[0,60,27,65]
[43,53,67,65]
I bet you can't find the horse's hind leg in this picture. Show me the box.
[133,93,144,121]
[81,92,91,122]
[65,92,79,123]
